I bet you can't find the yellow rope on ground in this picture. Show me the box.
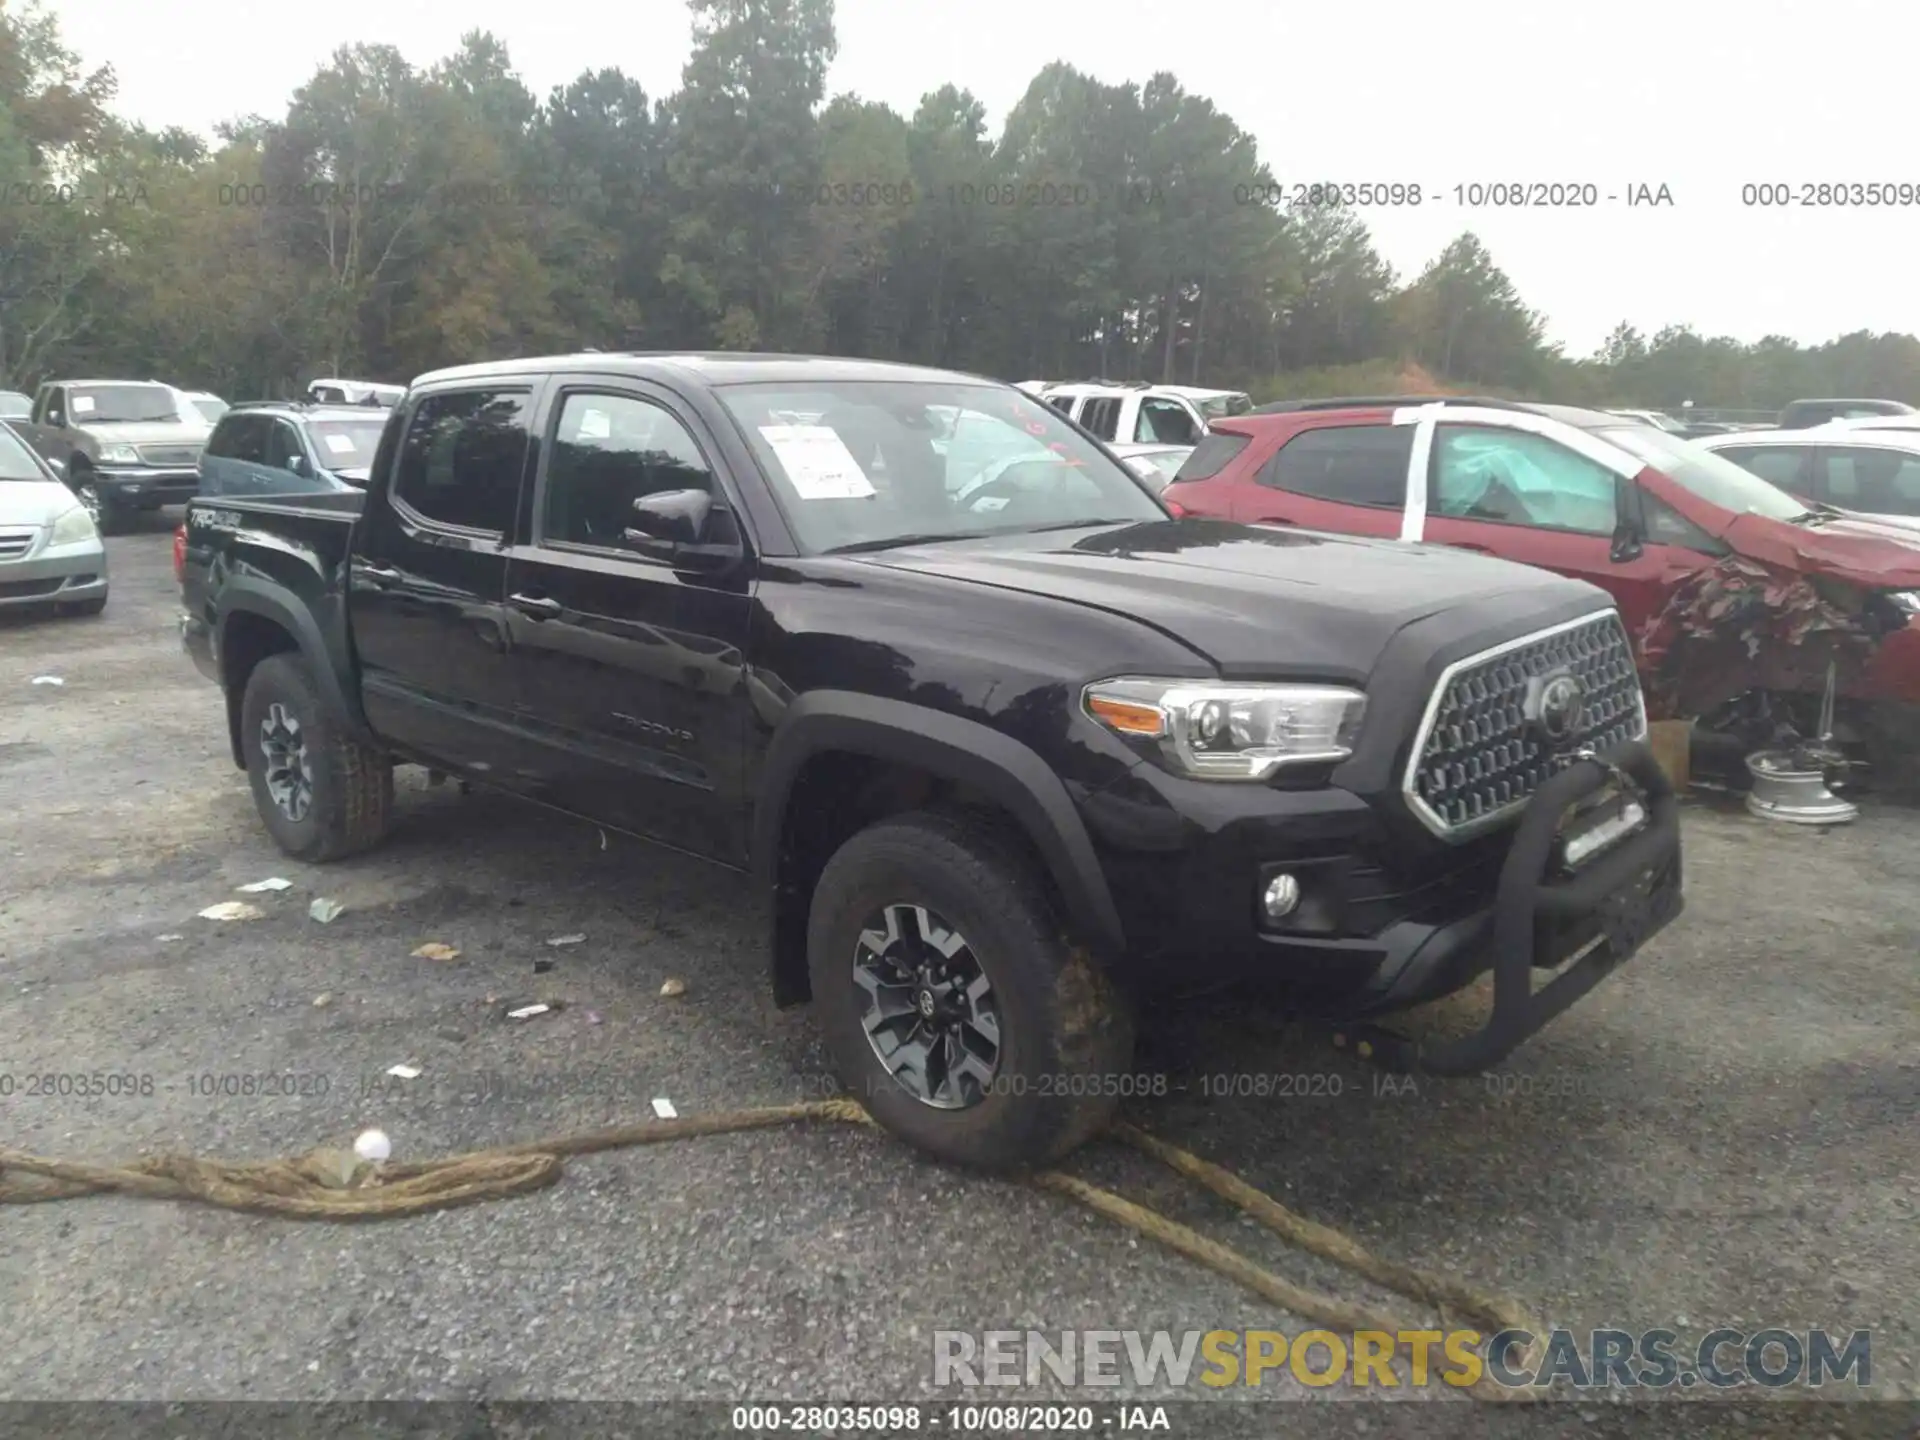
[0,1096,1543,1402]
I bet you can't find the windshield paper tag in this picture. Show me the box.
[323,432,356,454]
[759,424,875,499]
[71,395,95,414]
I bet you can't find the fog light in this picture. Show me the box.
[1261,872,1301,919]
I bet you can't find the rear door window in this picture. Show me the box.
[1260,423,1413,508]
[1078,396,1121,440]
[1822,446,1920,515]
[391,389,532,534]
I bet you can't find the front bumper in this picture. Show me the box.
[1078,741,1682,1072]
[91,466,200,507]
[0,536,109,608]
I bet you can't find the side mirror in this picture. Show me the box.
[285,453,306,474]
[625,488,712,546]
[1609,522,1644,563]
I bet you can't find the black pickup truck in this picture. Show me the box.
[180,353,1684,1168]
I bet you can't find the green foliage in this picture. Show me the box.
[2,0,1917,409]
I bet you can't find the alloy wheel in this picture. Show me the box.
[259,701,314,822]
[852,902,1001,1109]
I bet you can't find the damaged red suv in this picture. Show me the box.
[1161,397,1920,788]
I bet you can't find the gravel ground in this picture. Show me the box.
[0,522,1915,1437]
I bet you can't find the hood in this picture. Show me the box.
[0,478,81,526]
[329,466,372,485]
[1726,511,1920,588]
[853,518,1591,682]
[79,419,209,445]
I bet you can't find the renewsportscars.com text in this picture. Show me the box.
[933,1327,1871,1390]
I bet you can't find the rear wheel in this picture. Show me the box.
[240,653,393,861]
[807,810,1135,1169]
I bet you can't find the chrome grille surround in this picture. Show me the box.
[137,444,202,466]
[1403,609,1647,841]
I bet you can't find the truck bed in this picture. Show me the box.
[181,489,367,642]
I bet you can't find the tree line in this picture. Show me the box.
[4,0,1918,411]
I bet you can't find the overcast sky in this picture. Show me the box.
[50,0,1916,357]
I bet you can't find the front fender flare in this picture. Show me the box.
[754,691,1128,972]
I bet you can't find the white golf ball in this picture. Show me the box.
[353,1128,392,1163]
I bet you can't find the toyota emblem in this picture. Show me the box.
[1530,672,1585,742]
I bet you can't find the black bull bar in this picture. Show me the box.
[1341,739,1684,1075]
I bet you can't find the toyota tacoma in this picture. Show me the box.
[179,354,1684,1168]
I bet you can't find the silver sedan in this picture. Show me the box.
[0,420,108,616]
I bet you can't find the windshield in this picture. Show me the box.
[717,380,1165,554]
[1596,425,1808,521]
[1201,392,1253,419]
[0,424,48,479]
[306,418,387,472]
[67,383,189,424]
[192,396,229,422]
[0,391,29,419]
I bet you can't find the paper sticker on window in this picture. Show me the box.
[759,424,875,499]
[71,395,95,414]
[576,408,611,440]
[969,495,1010,512]
[322,432,356,454]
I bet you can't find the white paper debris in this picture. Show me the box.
[385,1064,421,1080]
[759,424,875,499]
[651,1097,678,1120]
[309,898,344,923]
[506,1003,551,1020]
[199,901,264,921]
[545,933,586,947]
[411,942,460,961]
[157,933,184,942]
[30,675,63,686]
[353,1128,392,1162]
[659,977,687,998]
[237,877,293,893]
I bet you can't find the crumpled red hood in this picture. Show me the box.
[1725,511,1920,587]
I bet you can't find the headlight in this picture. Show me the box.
[98,443,141,465]
[1885,590,1920,617]
[49,503,98,545]
[1083,677,1366,780]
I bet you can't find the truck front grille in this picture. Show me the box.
[138,444,201,466]
[1404,610,1645,840]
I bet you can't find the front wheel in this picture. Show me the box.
[240,653,393,861]
[807,810,1136,1169]
[71,469,116,535]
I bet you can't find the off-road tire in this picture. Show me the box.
[807,809,1135,1169]
[240,653,393,861]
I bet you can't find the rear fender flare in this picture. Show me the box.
[216,581,370,766]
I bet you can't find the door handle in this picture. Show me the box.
[508,592,563,620]
[357,561,401,585]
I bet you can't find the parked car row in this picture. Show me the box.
[1157,394,1920,786]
